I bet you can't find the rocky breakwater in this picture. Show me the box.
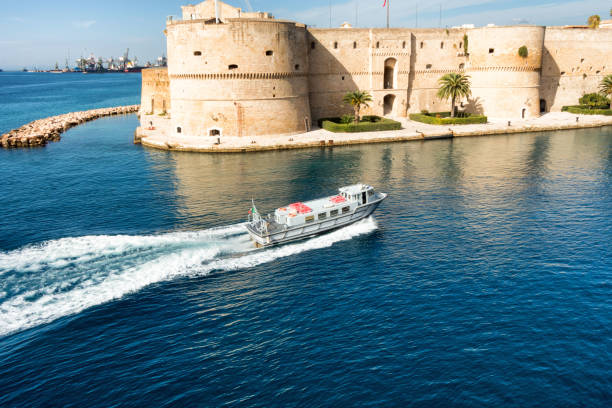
[1,105,140,148]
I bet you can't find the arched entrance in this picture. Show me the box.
[539,99,547,113]
[384,58,397,89]
[383,94,396,116]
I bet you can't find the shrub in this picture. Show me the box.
[409,112,488,125]
[340,114,354,124]
[578,93,610,109]
[561,106,612,115]
[420,109,429,114]
[321,116,402,133]
[463,34,468,55]
[518,46,528,58]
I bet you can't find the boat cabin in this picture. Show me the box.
[274,184,375,227]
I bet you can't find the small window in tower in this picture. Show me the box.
[489,48,494,54]
[177,127,182,133]
[441,42,444,49]
[459,42,463,49]
[341,76,345,80]
[295,64,300,70]
[228,64,238,70]
[376,41,380,48]
[459,63,465,69]
[194,51,202,56]
[426,64,432,69]
[420,42,424,49]
[402,41,406,49]
[266,50,273,56]
[334,41,338,49]
[311,41,315,49]
[353,41,357,49]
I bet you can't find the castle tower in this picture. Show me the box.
[466,26,545,119]
[165,0,311,138]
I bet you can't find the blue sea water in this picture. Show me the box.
[0,72,611,407]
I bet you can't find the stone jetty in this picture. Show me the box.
[1,105,140,148]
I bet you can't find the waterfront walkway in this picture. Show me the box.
[139,112,612,153]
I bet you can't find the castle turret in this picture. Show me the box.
[165,0,311,138]
[466,26,545,119]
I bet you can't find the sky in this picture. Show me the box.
[1,0,610,70]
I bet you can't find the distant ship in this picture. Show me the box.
[246,184,387,247]
[0,69,3,72]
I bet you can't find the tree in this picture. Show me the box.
[587,14,601,28]
[343,91,373,123]
[579,92,610,109]
[437,73,472,118]
[518,46,528,58]
[600,75,612,99]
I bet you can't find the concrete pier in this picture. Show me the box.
[1,105,140,148]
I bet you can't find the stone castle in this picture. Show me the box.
[138,0,612,139]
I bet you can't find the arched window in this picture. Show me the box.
[376,41,380,48]
[402,41,406,49]
[441,42,444,49]
[384,58,397,89]
[334,41,338,49]
[353,41,357,49]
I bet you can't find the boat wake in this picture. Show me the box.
[0,217,377,337]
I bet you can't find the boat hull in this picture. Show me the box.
[246,194,385,247]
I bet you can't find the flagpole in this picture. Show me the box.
[386,0,390,29]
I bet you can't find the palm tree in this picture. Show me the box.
[588,14,601,28]
[343,90,373,123]
[437,73,472,118]
[600,75,612,100]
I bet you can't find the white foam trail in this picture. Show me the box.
[0,223,246,274]
[0,218,377,337]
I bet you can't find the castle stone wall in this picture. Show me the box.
[541,27,612,112]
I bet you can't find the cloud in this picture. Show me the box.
[73,20,96,29]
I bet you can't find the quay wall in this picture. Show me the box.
[1,105,139,148]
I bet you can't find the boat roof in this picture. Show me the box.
[275,184,372,215]
[338,184,372,195]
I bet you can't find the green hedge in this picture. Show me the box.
[320,116,402,133]
[409,112,488,125]
[561,106,612,115]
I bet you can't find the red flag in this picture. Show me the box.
[383,0,387,6]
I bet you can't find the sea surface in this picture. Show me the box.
[0,72,611,407]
